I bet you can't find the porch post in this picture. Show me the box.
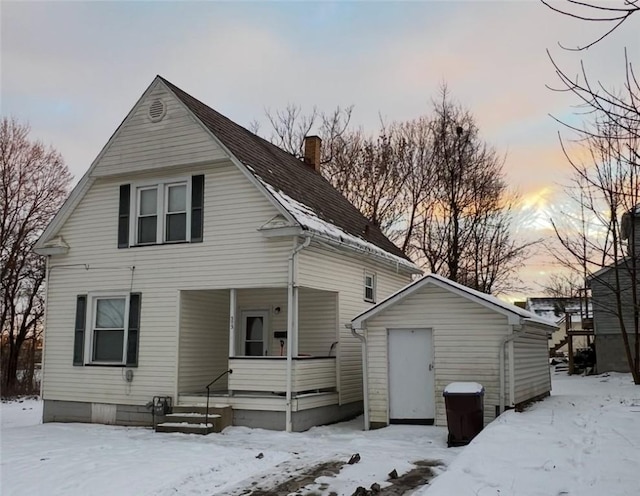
[286,240,296,432]
[229,289,236,357]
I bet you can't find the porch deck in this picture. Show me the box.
[179,356,338,412]
[178,391,339,412]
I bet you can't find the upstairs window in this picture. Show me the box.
[364,272,376,303]
[137,186,159,244]
[118,175,203,248]
[165,183,187,242]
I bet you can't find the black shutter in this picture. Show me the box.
[191,175,204,243]
[118,184,130,248]
[126,293,141,367]
[73,295,87,366]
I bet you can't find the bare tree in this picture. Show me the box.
[543,0,640,382]
[257,88,532,295]
[542,272,586,298]
[1,117,71,396]
[261,105,417,245]
[551,116,640,382]
[541,0,639,51]
[412,89,534,294]
[263,103,354,166]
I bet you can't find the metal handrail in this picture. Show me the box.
[205,369,232,428]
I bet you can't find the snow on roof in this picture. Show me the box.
[427,274,557,327]
[352,273,558,328]
[261,181,420,272]
[444,382,484,395]
[525,297,592,324]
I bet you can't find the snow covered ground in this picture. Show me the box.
[2,371,639,495]
[0,399,455,495]
[422,371,640,496]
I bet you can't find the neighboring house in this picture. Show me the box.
[525,297,592,354]
[350,274,556,430]
[35,76,421,432]
[588,207,639,373]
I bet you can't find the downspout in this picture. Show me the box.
[40,256,51,398]
[286,234,312,432]
[499,324,520,414]
[349,324,370,431]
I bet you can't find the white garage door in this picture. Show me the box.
[388,328,435,422]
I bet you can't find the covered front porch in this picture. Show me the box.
[176,287,339,427]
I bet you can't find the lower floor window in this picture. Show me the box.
[92,296,128,363]
[74,292,141,367]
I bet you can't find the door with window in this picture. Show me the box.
[241,311,269,356]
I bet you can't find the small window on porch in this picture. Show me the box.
[364,272,376,303]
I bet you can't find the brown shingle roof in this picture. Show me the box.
[160,76,410,262]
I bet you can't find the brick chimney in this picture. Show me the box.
[303,135,322,173]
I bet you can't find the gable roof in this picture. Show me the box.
[158,77,411,264]
[36,76,416,269]
[351,273,557,329]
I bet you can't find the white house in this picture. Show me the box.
[350,274,556,429]
[35,76,421,432]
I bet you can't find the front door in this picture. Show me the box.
[388,328,435,423]
[241,311,269,356]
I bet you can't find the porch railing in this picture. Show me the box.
[227,356,336,394]
[205,369,232,427]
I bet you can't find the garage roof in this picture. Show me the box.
[351,274,558,329]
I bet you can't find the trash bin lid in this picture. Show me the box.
[443,382,484,395]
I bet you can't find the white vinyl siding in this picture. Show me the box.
[298,245,413,405]
[178,290,230,394]
[298,288,339,358]
[92,81,227,177]
[513,324,552,404]
[43,161,291,406]
[364,284,510,427]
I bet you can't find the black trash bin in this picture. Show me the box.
[443,382,484,447]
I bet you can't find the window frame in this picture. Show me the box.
[85,292,131,365]
[364,271,376,303]
[130,176,192,246]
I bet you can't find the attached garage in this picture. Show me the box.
[350,274,556,429]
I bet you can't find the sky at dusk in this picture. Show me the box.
[1,1,637,296]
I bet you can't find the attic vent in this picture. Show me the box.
[148,99,166,122]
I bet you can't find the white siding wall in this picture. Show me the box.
[43,161,291,406]
[178,290,229,394]
[298,245,413,405]
[299,288,338,357]
[364,285,510,427]
[513,324,552,404]
[93,81,227,177]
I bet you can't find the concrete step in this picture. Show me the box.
[173,404,233,429]
[156,422,216,435]
[172,404,230,414]
[164,412,219,423]
[154,405,233,434]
